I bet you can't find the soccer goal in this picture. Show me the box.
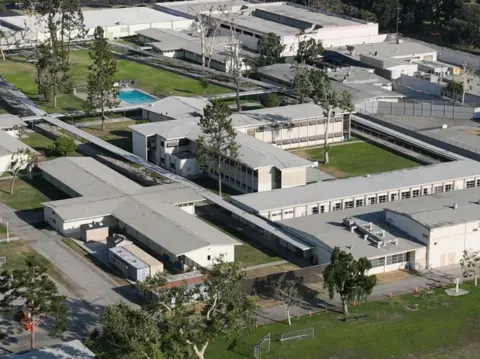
[253,333,271,359]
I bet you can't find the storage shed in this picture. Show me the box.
[124,244,164,276]
[108,246,150,282]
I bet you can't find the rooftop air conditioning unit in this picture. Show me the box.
[343,217,355,227]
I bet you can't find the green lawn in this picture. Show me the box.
[293,142,421,178]
[22,131,81,158]
[0,49,229,113]
[0,176,70,211]
[0,224,6,239]
[82,120,135,152]
[208,283,480,359]
[0,241,52,272]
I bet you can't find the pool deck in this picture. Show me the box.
[73,87,159,108]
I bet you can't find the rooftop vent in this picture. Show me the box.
[453,203,459,210]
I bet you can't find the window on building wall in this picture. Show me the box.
[320,205,325,213]
[344,200,354,209]
[283,210,293,215]
[254,170,258,178]
[242,183,246,189]
[207,255,211,260]
[271,212,281,218]
[355,199,364,207]
[370,257,385,268]
[368,197,376,205]
[387,252,407,265]
[467,180,475,188]
[160,141,165,147]
[332,203,342,211]
[434,185,443,194]
[401,191,411,199]
[412,189,420,197]
[247,185,252,191]
[445,184,453,192]
[390,193,398,201]
[423,188,429,195]
[312,206,319,214]
[378,195,387,203]
[477,179,480,187]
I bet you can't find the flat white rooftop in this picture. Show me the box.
[279,186,480,258]
[0,7,187,32]
[0,114,24,129]
[3,340,95,359]
[0,130,33,157]
[351,41,437,58]
[232,160,480,212]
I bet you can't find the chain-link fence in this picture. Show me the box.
[253,333,271,359]
[375,99,476,120]
[280,328,315,345]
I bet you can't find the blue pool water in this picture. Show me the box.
[118,90,155,105]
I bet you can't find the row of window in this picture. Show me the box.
[219,24,262,39]
[177,202,194,208]
[252,118,343,133]
[370,252,409,268]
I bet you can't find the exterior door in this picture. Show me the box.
[448,253,456,265]
[440,254,446,267]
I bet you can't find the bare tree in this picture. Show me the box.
[460,249,480,287]
[7,148,37,194]
[191,3,228,72]
[13,125,27,140]
[226,16,243,111]
[273,275,301,325]
[461,62,475,104]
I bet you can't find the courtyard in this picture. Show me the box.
[292,141,422,178]
[0,49,230,113]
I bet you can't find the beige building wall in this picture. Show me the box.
[281,167,307,189]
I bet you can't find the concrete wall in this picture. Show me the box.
[0,155,10,173]
[131,131,148,160]
[43,206,115,235]
[281,166,307,189]
[185,245,235,268]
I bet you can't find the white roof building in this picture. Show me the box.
[0,129,34,174]
[0,7,194,46]
[155,1,388,56]
[231,159,480,220]
[40,157,240,268]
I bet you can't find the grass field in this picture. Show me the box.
[22,131,82,158]
[208,283,480,359]
[0,224,6,239]
[0,176,69,210]
[0,49,229,113]
[292,142,421,178]
[83,120,135,152]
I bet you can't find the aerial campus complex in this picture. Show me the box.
[2,0,480,357]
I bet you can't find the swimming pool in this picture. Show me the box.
[118,89,156,105]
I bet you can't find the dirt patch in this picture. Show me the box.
[464,128,480,136]
[246,263,298,278]
[317,163,349,178]
[375,270,415,284]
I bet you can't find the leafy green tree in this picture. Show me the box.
[48,135,77,156]
[296,38,324,63]
[443,80,463,99]
[256,32,285,67]
[0,255,68,349]
[292,63,312,104]
[309,69,353,164]
[372,0,401,31]
[7,148,37,195]
[441,3,480,49]
[323,247,377,316]
[36,41,64,107]
[93,302,164,359]
[86,26,119,132]
[260,93,281,108]
[150,256,257,359]
[197,102,239,197]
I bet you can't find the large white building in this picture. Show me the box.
[278,186,480,273]
[0,7,193,48]
[39,157,240,269]
[155,0,387,56]
[130,97,348,193]
[231,160,480,220]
